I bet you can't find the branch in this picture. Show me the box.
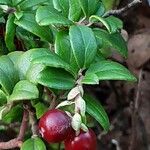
[0,110,29,149]
[129,69,143,150]
[103,0,142,17]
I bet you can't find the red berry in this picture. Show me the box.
[65,129,97,150]
[38,109,71,143]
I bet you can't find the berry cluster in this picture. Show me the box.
[39,109,97,150]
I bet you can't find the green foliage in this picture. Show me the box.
[21,137,46,150]
[0,1,137,148]
[84,95,110,131]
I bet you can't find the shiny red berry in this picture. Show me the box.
[65,129,97,150]
[38,109,71,143]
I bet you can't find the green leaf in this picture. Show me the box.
[53,0,69,17]
[78,0,99,17]
[8,80,39,102]
[34,102,48,119]
[69,25,97,68]
[21,137,46,150]
[82,60,137,84]
[36,6,73,26]
[2,105,23,123]
[19,0,48,10]
[55,31,78,73]
[5,14,16,51]
[36,67,75,90]
[0,55,19,94]
[0,103,13,120]
[90,15,123,33]
[31,49,75,76]
[0,0,12,5]
[95,2,105,16]
[84,94,110,131]
[14,13,53,43]
[69,0,82,21]
[0,89,7,106]
[94,28,128,58]
[8,51,24,65]
[26,64,46,84]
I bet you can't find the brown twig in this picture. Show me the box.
[129,69,143,150]
[0,110,29,149]
[103,0,142,17]
[29,111,39,137]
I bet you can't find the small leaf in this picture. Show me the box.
[21,137,46,150]
[15,13,53,43]
[5,14,16,51]
[90,15,123,33]
[36,67,75,90]
[34,102,48,119]
[69,0,82,21]
[94,28,128,58]
[0,89,7,106]
[8,80,39,101]
[84,95,110,131]
[69,25,97,69]
[82,60,137,84]
[19,0,48,10]
[36,6,73,26]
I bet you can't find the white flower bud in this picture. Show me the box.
[71,113,82,131]
[56,100,74,108]
[75,96,86,117]
[67,87,80,100]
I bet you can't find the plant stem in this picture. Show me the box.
[103,0,142,17]
[0,110,29,149]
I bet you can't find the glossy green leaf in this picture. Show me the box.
[19,0,48,10]
[69,0,82,21]
[34,102,48,119]
[21,137,46,150]
[69,25,97,68]
[8,80,39,101]
[82,60,137,84]
[31,49,75,76]
[94,28,128,58]
[84,94,110,131]
[0,89,7,106]
[36,6,73,26]
[78,0,99,17]
[55,31,78,73]
[90,15,123,33]
[0,55,19,94]
[36,67,75,90]
[5,14,16,51]
[14,13,53,43]
[53,0,69,17]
